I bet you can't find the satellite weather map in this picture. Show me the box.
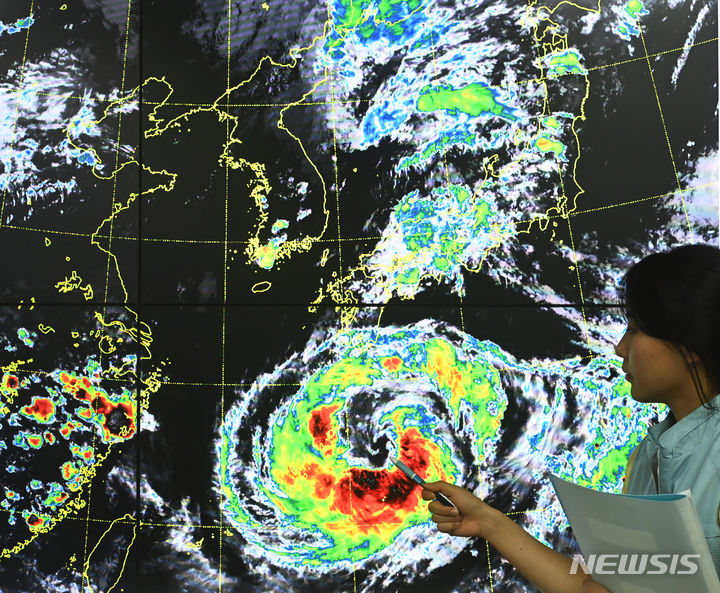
[0,0,717,591]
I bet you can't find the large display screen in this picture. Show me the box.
[0,0,717,591]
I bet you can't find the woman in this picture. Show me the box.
[422,244,720,593]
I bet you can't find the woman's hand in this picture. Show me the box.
[582,577,613,593]
[421,481,499,539]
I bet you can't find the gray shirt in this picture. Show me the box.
[623,392,720,577]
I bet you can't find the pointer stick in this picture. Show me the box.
[389,455,457,508]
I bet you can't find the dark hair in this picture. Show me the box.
[620,243,720,411]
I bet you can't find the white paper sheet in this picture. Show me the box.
[549,474,720,593]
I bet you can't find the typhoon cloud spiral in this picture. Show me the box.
[217,321,508,583]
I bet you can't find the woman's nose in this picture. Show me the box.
[614,333,626,358]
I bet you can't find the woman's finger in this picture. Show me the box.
[421,489,435,501]
[421,481,451,500]
[431,512,461,524]
[428,501,460,516]
[436,520,462,534]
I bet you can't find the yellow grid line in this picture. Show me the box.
[328,16,345,290]
[0,504,553,527]
[22,92,372,107]
[0,223,386,244]
[565,204,592,354]
[144,99,368,107]
[0,4,36,230]
[2,179,714,248]
[638,23,693,234]
[586,36,717,73]
[101,6,134,304]
[325,9,357,592]
[3,351,613,388]
[570,181,715,216]
[511,181,716,229]
[80,2,135,586]
[0,169,713,256]
[427,11,466,334]
[0,363,313,387]
[556,156,592,354]
[217,0,233,590]
[9,36,715,108]
[0,223,383,244]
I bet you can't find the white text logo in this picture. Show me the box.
[569,553,700,575]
